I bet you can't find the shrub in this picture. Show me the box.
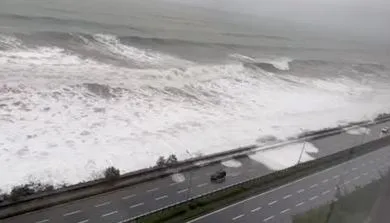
[9,184,35,201]
[104,166,121,181]
[375,113,390,121]
[155,154,179,167]
[7,182,54,201]
[166,154,178,166]
[0,192,8,203]
[156,156,166,167]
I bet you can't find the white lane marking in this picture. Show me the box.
[197,183,208,187]
[94,201,111,207]
[130,202,144,209]
[268,200,278,206]
[63,210,81,216]
[280,208,291,214]
[155,195,168,201]
[297,189,305,193]
[169,182,179,186]
[343,170,349,175]
[232,214,245,221]
[147,188,159,193]
[363,172,368,176]
[333,175,340,179]
[296,202,305,207]
[322,179,329,183]
[101,211,118,218]
[352,167,358,171]
[35,220,49,223]
[309,196,318,201]
[251,207,262,212]
[77,220,89,223]
[344,180,351,185]
[283,194,292,199]
[177,188,189,194]
[322,190,331,195]
[354,176,361,181]
[187,149,387,223]
[264,216,275,222]
[310,184,318,188]
[122,194,136,200]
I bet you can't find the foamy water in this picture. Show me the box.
[0,33,390,192]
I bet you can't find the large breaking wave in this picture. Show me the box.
[1,32,390,191]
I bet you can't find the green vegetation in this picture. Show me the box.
[0,182,54,202]
[293,175,387,223]
[155,154,178,167]
[375,113,390,121]
[103,166,121,181]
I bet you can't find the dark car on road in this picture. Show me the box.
[210,170,226,183]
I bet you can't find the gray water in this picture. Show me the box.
[1,0,388,65]
[1,0,390,189]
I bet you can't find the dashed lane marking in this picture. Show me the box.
[251,207,262,213]
[296,202,305,207]
[264,216,275,222]
[268,200,278,206]
[283,194,292,199]
[177,188,189,194]
[280,208,291,214]
[297,189,305,193]
[155,195,168,201]
[63,210,81,217]
[94,201,111,207]
[35,220,49,223]
[232,214,245,221]
[197,183,208,187]
[130,203,144,209]
[101,211,118,218]
[147,188,159,193]
[122,194,136,200]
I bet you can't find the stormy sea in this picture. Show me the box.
[1,0,389,190]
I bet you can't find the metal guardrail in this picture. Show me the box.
[1,116,390,219]
[127,133,390,223]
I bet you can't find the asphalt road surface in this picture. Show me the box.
[2,120,390,223]
[188,144,390,223]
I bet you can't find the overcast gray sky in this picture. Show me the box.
[165,0,390,44]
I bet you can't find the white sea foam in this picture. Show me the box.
[1,37,390,191]
[92,34,193,67]
[249,142,318,170]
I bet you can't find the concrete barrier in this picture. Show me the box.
[131,134,390,223]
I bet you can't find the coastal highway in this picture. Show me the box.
[188,143,390,223]
[2,120,390,223]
